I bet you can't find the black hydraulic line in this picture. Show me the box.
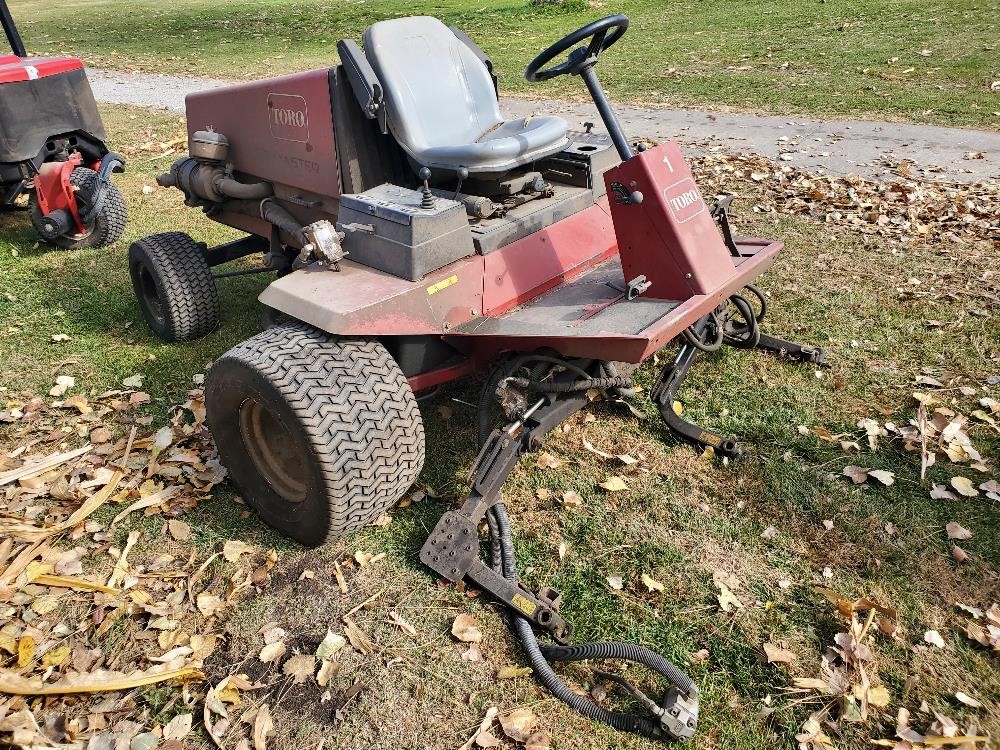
[722,294,761,349]
[426,358,700,739]
[681,311,723,352]
[742,284,767,323]
[488,502,698,739]
[216,176,273,200]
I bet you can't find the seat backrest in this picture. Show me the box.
[363,16,502,157]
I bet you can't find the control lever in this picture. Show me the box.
[418,167,435,209]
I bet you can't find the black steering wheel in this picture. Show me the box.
[525,14,629,82]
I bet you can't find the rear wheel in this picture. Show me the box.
[30,167,127,249]
[128,232,220,341]
[205,323,425,546]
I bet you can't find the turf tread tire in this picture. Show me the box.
[30,167,127,249]
[129,232,220,341]
[206,322,425,546]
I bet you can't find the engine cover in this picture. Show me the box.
[184,69,340,198]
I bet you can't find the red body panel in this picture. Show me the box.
[483,200,618,316]
[605,143,737,300]
[185,69,340,199]
[33,152,85,233]
[0,56,83,83]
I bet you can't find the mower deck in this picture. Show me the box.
[451,236,780,362]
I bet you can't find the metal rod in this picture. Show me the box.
[579,65,633,161]
[212,266,274,279]
[0,1,26,57]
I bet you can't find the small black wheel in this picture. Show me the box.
[205,323,426,546]
[128,232,220,342]
[30,167,127,249]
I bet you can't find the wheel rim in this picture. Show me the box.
[136,263,166,326]
[238,398,309,503]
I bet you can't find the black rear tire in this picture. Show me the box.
[205,322,425,546]
[129,232,220,341]
[29,167,127,249]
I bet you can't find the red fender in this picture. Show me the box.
[32,152,86,234]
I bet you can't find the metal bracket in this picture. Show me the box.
[419,389,590,644]
[661,685,700,739]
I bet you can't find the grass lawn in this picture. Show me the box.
[1,104,998,749]
[9,0,1000,129]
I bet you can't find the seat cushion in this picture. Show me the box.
[363,16,568,174]
[418,115,568,172]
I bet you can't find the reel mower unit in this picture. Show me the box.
[0,1,127,249]
[130,14,825,741]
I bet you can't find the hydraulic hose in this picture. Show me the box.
[487,501,690,739]
[216,175,272,200]
[223,198,307,246]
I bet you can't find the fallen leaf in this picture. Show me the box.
[598,475,628,492]
[500,708,538,743]
[0,664,202,695]
[497,666,533,679]
[196,592,225,618]
[641,573,665,593]
[388,610,417,636]
[954,691,982,708]
[868,469,895,486]
[258,641,286,663]
[924,629,946,648]
[763,642,798,664]
[452,614,483,643]
[252,703,273,750]
[945,522,972,540]
[223,540,253,562]
[316,630,346,660]
[163,713,193,741]
[525,732,551,750]
[122,375,143,389]
[282,654,315,684]
[842,465,869,484]
[535,453,561,469]
[561,490,582,508]
[950,476,978,497]
[606,575,624,590]
[168,519,191,542]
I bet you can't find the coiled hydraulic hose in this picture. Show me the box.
[487,502,694,739]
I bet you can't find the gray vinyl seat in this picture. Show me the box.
[363,16,569,175]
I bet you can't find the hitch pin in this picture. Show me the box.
[505,398,547,439]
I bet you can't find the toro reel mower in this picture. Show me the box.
[130,14,824,741]
[0,1,126,249]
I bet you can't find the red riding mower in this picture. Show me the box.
[0,1,126,249]
[130,14,824,741]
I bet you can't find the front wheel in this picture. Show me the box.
[205,323,426,546]
[129,232,220,341]
[29,167,127,249]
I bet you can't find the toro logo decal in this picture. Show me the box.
[663,178,705,224]
[267,93,310,143]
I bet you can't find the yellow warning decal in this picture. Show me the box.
[427,275,459,295]
[511,593,537,617]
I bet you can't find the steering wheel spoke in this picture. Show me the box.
[525,14,629,82]
[586,29,608,58]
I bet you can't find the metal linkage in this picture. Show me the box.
[419,361,701,741]
[420,395,586,643]
[655,288,828,457]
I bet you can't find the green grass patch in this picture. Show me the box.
[9,0,1000,128]
[1,104,998,749]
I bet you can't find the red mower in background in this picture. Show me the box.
[0,1,125,248]
[131,14,827,741]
